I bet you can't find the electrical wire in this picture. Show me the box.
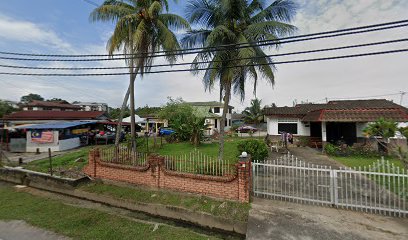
[0,21,407,61]
[0,48,406,76]
[0,38,405,70]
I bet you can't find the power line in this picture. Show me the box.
[0,21,407,60]
[0,48,406,76]
[0,38,405,71]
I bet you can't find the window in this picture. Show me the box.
[278,123,298,134]
[214,107,220,113]
[229,119,232,126]
[225,119,228,127]
[215,119,218,128]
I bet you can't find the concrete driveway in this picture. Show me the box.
[0,220,69,240]
[247,198,408,240]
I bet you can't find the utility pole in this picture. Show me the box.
[399,91,407,105]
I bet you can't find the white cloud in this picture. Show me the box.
[0,14,71,51]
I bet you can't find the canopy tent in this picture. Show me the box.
[14,121,96,130]
[123,115,146,123]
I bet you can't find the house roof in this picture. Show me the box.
[192,106,221,119]
[15,121,96,130]
[23,100,81,109]
[2,111,107,121]
[188,101,234,109]
[264,99,408,122]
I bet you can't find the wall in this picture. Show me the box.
[59,138,80,151]
[83,151,251,202]
[266,117,310,136]
[26,131,60,152]
[356,122,369,137]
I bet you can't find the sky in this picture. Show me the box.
[0,0,407,112]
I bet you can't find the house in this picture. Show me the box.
[13,121,96,153]
[137,114,168,134]
[264,99,408,146]
[188,101,234,135]
[73,102,109,112]
[2,111,108,127]
[21,100,81,111]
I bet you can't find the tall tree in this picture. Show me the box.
[243,98,263,126]
[20,94,44,104]
[0,101,16,118]
[90,0,190,149]
[182,0,297,159]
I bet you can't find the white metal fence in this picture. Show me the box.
[253,153,408,217]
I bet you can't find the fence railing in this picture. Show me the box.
[253,153,408,217]
[99,145,148,167]
[163,150,237,177]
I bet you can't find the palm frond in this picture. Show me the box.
[89,1,134,23]
[158,14,191,31]
[251,0,297,23]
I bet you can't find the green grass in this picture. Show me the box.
[80,182,251,222]
[0,185,219,240]
[24,145,115,174]
[332,155,405,169]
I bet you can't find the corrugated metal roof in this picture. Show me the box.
[15,121,96,130]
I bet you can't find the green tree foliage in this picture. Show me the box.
[400,126,408,139]
[46,98,69,104]
[237,139,268,161]
[363,118,398,139]
[0,100,16,118]
[159,98,207,146]
[20,94,44,103]
[135,105,162,116]
[242,98,264,125]
[109,106,131,120]
[182,0,297,159]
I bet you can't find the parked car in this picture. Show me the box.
[236,126,258,133]
[159,128,175,136]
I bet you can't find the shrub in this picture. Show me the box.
[237,139,268,161]
[324,143,340,156]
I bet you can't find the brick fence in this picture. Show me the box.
[83,149,251,202]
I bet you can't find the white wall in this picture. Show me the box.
[26,131,80,152]
[266,117,310,136]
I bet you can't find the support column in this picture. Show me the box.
[321,122,327,149]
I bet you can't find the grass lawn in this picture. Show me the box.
[332,155,405,170]
[80,182,251,222]
[0,184,220,240]
[24,145,113,174]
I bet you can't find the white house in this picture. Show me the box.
[188,101,234,135]
[73,102,109,112]
[264,99,408,146]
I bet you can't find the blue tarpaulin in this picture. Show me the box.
[15,121,96,130]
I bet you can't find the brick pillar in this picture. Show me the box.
[237,156,251,203]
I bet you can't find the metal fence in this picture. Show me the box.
[99,145,148,167]
[163,150,237,176]
[253,153,408,217]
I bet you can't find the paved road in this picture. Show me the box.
[247,198,408,240]
[0,220,70,240]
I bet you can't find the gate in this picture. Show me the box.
[252,153,408,217]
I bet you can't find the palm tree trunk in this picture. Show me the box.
[218,84,231,160]
[129,64,136,151]
[114,86,130,146]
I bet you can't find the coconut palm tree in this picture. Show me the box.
[182,0,297,159]
[90,0,190,149]
[243,98,263,125]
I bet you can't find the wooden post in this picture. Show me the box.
[48,148,53,176]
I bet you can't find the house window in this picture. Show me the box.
[278,123,298,134]
[214,107,220,113]
[229,119,232,126]
[215,119,218,128]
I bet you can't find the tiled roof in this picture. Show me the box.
[3,111,107,120]
[303,109,408,122]
[264,99,408,122]
[24,100,81,109]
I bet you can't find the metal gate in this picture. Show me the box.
[252,153,408,217]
